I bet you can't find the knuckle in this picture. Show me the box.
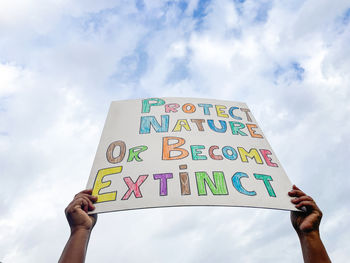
[65,206,72,215]
[319,210,323,218]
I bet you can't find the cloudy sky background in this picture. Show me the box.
[1,0,350,262]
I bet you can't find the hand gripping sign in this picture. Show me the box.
[86,98,297,213]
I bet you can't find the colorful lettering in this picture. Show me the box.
[196,171,228,195]
[190,119,205,131]
[209,145,223,160]
[240,108,252,122]
[172,119,191,132]
[127,145,148,162]
[215,105,229,118]
[106,140,126,164]
[142,98,165,113]
[165,103,180,113]
[228,107,242,120]
[191,145,207,160]
[198,103,213,115]
[238,147,263,164]
[153,173,173,196]
[254,174,276,197]
[207,120,227,133]
[162,136,189,160]
[92,166,122,203]
[122,175,149,200]
[222,146,238,160]
[179,172,191,195]
[182,103,196,113]
[259,149,278,167]
[140,115,169,134]
[232,172,256,196]
[229,121,248,136]
[246,124,263,138]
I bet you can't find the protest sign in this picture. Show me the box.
[86,98,296,213]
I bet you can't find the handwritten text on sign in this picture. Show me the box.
[86,98,296,213]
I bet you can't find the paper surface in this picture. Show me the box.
[86,97,297,213]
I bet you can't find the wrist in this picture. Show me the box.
[297,229,320,241]
[70,226,93,236]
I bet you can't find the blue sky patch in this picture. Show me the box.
[166,57,190,84]
[254,1,272,23]
[80,10,109,33]
[177,0,188,13]
[135,0,145,11]
[110,46,148,84]
[342,8,350,25]
[273,62,305,83]
[193,0,212,30]
[193,0,211,19]
[292,62,305,81]
[233,0,245,16]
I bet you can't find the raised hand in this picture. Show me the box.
[59,189,98,263]
[65,189,98,233]
[288,185,322,234]
[288,185,331,263]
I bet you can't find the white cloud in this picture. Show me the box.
[0,63,22,96]
[1,0,350,262]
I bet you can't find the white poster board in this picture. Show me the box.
[86,98,296,213]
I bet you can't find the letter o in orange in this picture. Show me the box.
[182,103,196,113]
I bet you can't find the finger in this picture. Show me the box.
[89,195,98,202]
[81,197,94,213]
[295,200,318,210]
[74,189,93,198]
[299,206,307,212]
[288,189,306,198]
[290,185,304,194]
[65,196,95,216]
[66,197,87,214]
[291,195,314,204]
[82,189,93,194]
[79,196,96,211]
[75,193,98,202]
[80,198,88,213]
[71,196,94,212]
[293,185,301,191]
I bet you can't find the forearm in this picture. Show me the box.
[298,231,331,263]
[59,229,92,263]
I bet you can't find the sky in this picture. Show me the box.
[0,0,350,262]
